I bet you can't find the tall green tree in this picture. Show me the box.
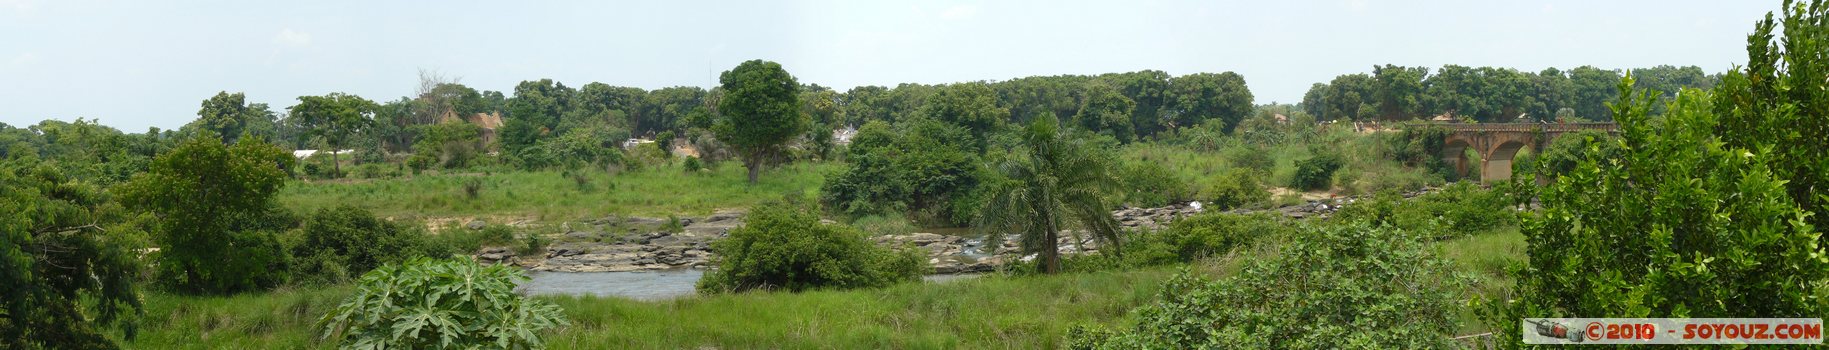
[1074,82,1136,142]
[196,91,279,144]
[1568,65,1623,120]
[713,60,805,184]
[977,114,1123,274]
[1099,70,1172,139]
[288,93,376,177]
[1,164,143,349]
[118,135,294,294]
[920,82,1009,152]
[1165,72,1254,133]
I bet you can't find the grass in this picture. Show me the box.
[546,268,1176,349]
[278,161,840,221]
[1433,226,1527,334]
[119,268,1180,349]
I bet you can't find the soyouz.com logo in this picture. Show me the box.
[1523,318,1823,345]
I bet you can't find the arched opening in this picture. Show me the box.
[1483,141,1528,183]
[1443,139,1473,180]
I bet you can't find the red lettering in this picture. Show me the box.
[1684,324,1698,339]
[1638,324,1656,340]
[1805,324,1822,339]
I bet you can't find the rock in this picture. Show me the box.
[705,210,745,223]
[466,220,487,230]
[907,232,946,246]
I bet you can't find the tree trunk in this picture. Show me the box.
[746,161,760,184]
[1043,228,1061,274]
[331,148,341,178]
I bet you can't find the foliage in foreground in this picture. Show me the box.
[698,198,926,293]
[322,258,567,349]
[1483,76,1829,346]
[1073,222,1466,349]
[0,164,143,349]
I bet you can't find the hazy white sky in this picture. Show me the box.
[0,0,1779,130]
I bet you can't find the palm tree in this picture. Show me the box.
[977,114,1123,274]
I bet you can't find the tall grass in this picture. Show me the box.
[121,268,1177,349]
[279,161,840,221]
[546,268,1174,349]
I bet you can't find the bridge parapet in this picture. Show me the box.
[1427,122,1618,133]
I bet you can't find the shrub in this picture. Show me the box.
[697,200,927,293]
[322,258,567,349]
[1199,171,1268,210]
[682,156,703,173]
[289,205,432,285]
[1223,145,1274,173]
[461,178,483,200]
[1289,152,1341,190]
[1075,222,1465,349]
[1115,160,1193,208]
[1333,183,1514,239]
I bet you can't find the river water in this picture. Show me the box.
[521,270,986,300]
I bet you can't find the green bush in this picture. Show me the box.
[289,205,434,285]
[1333,182,1515,239]
[1289,152,1340,190]
[820,119,982,225]
[1223,145,1274,173]
[682,156,703,173]
[422,224,516,256]
[1199,171,1268,210]
[1115,160,1193,207]
[1075,222,1464,349]
[322,258,567,349]
[1137,213,1289,266]
[698,200,927,293]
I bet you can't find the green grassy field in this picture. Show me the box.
[116,229,1527,349]
[278,161,840,221]
[118,268,1178,349]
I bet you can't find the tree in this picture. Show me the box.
[713,60,804,184]
[920,82,1009,152]
[196,91,281,144]
[1099,70,1172,139]
[1165,72,1254,133]
[821,118,983,225]
[977,114,1124,274]
[1074,82,1136,142]
[1567,65,1622,120]
[0,164,143,349]
[117,135,294,294]
[289,93,376,177]
[1370,65,1428,119]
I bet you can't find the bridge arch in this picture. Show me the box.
[1423,122,1619,184]
[1482,140,1529,183]
[1443,139,1474,179]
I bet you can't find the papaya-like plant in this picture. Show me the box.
[322,258,567,349]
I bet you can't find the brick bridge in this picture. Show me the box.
[1431,123,1619,183]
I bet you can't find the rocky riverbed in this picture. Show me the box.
[475,189,1435,274]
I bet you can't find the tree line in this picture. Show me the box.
[1302,64,1719,123]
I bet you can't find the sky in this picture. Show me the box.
[0,0,1781,131]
